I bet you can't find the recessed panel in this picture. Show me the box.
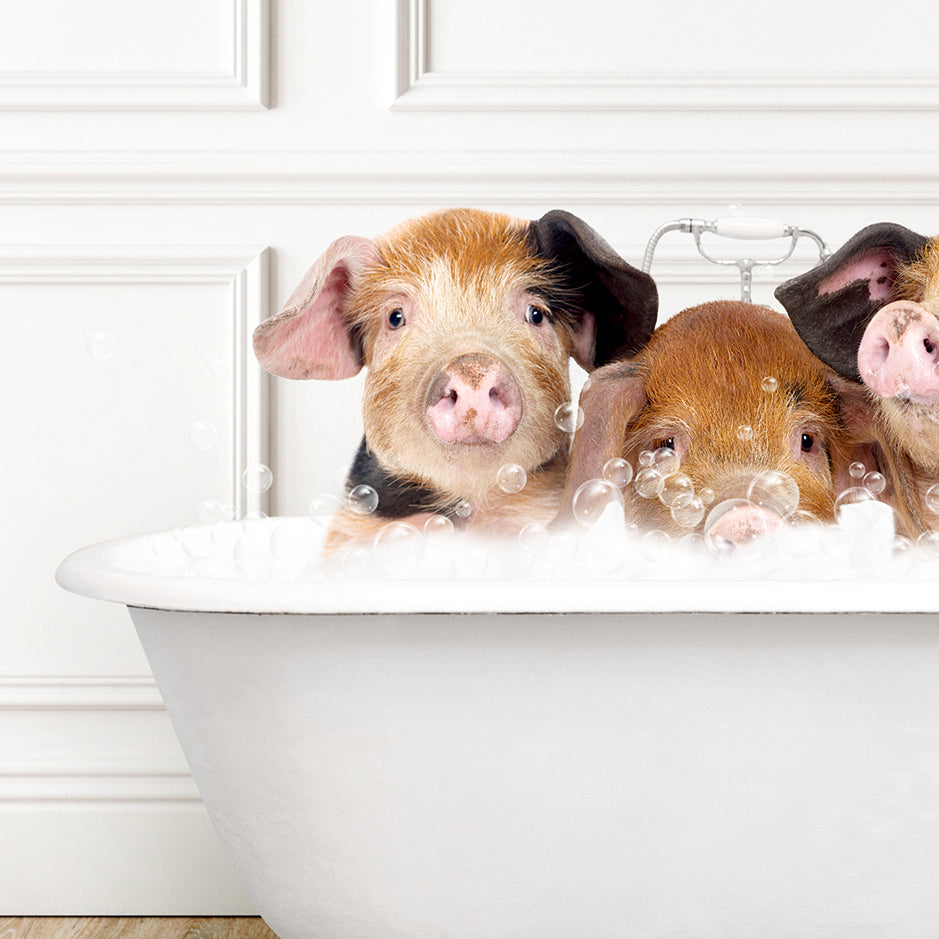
[428,0,935,74]
[0,0,232,73]
[0,273,245,675]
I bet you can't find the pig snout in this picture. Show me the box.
[703,499,785,556]
[425,354,523,445]
[857,301,939,400]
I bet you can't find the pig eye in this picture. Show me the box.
[387,309,406,329]
[654,437,675,450]
[800,432,815,452]
[525,303,548,326]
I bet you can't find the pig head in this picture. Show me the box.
[775,223,939,533]
[558,301,884,554]
[253,208,658,552]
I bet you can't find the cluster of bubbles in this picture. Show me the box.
[197,462,274,524]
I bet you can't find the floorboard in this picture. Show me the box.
[0,920,278,939]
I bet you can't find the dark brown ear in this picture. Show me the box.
[775,223,930,382]
[554,360,647,528]
[528,210,658,368]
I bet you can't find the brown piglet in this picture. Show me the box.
[557,301,885,554]
[776,223,939,537]
[253,208,657,554]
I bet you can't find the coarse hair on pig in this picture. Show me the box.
[557,302,887,549]
[253,207,658,555]
[776,224,939,536]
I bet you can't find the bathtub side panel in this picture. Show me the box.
[131,607,939,939]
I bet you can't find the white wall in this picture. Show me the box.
[3,0,939,914]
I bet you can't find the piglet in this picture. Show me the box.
[253,208,657,553]
[557,301,882,554]
[775,223,939,536]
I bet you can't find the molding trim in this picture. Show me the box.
[393,0,939,112]
[0,675,162,710]
[0,245,271,517]
[0,0,269,110]
[2,151,939,206]
[0,760,201,804]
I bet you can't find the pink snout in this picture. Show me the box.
[857,301,939,400]
[704,499,785,557]
[425,354,522,445]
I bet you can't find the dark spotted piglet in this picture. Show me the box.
[253,208,658,554]
[557,301,883,553]
[776,223,939,536]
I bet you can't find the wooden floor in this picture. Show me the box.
[0,921,278,939]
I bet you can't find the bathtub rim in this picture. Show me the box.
[55,519,939,616]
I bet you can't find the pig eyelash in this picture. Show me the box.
[653,436,675,451]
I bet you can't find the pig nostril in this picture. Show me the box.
[925,337,936,356]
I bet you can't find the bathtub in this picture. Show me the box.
[57,516,939,938]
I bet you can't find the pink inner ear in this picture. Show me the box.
[253,236,380,380]
[569,311,597,370]
[818,248,897,302]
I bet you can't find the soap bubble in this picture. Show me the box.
[572,478,624,528]
[204,353,225,374]
[554,402,584,433]
[243,463,274,494]
[736,425,754,442]
[640,529,672,563]
[373,522,424,573]
[341,547,372,578]
[698,486,716,506]
[834,486,875,520]
[189,421,218,450]
[519,522,549,553]
[849,461,867,479]
[347,483,379,515]
[496,462,528,493]
[455,545,489,578]
[198,499,235,524]
[889,536,917,576]
[747,470,799,518]
[761,376,778,393]
[423,514,455,539]
[634,467,665,499]
[916,530,939,560]
[455,500,473,519]
[728,202,745,217]
[925,484,939,514]
[659,473,693,507]
[778,510,824,558]
[308,493,342,527]
[86,330,116,360]
[862,471,886,495]
[670,493,705,529]
[602,457,633,488]
[637,450,654,468]
[652,447,680,477]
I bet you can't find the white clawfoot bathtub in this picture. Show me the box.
[57,517,939,938]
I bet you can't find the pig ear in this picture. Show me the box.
[529,210,658,369]
[553,361,646,528]
[775,223,930,383]
[253,236,381,380]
